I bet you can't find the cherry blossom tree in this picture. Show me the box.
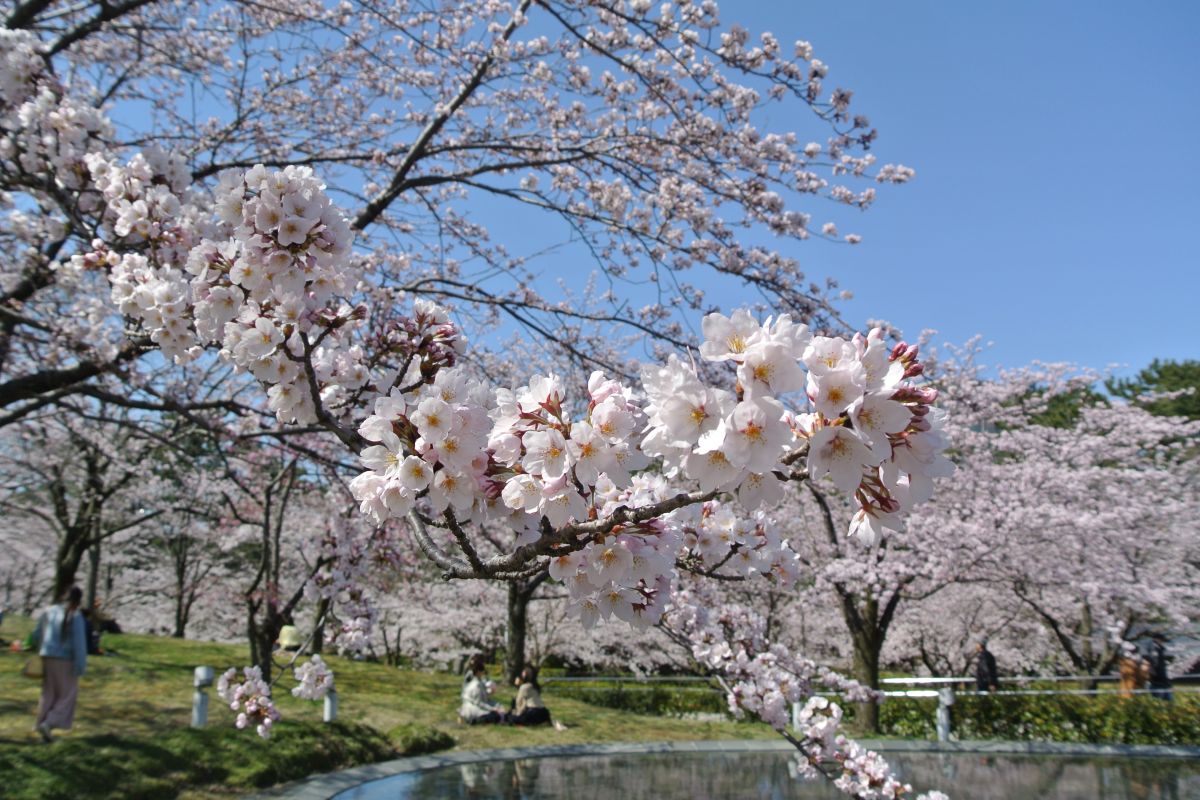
[883,582,1049,678]
[203,447,335,675]
[899,347,1200,678]
[110,508,232,639]
[0,507,55,614]
[1,0,910,422]
[0,403,176,601]
[984,406,1199,676]
[2,4,965,794]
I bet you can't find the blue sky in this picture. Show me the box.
[727,1,1199,375]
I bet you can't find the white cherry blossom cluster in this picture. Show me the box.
[291,655,334,701]
[0,30,111,191]
[669,587,874,730]
[492,370,648,527]
[351,343,488,526]
[675,500,801,584]
[641,311,810,506]
[347,302,950,632]
[217,665,281,739]
[191,166,363,422]
[547,476,801,631]
[800,333,953,546]
[667,590,947,800]
[549,474,682,630]
[0,30,42,107]
[790,698,939,800]
[642,309,951,545]
[74,149,206,361]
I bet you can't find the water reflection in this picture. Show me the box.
[343,751,1200,800]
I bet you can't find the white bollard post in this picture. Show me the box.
[936,686,955,743]
[192,666,215,728]
[323,688,338,723]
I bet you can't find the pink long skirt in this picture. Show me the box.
[37,657,79,731]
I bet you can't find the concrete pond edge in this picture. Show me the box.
[257,738,1200,800]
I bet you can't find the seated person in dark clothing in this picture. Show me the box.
[81,609,102,655]
[509,666,551,726]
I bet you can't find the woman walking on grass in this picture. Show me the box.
[32,586,88,742]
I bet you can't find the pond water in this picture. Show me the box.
[334,750,1200,800]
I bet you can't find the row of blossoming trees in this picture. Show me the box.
[2,1,1197,796]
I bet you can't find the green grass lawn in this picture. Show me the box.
[0,615,774,799]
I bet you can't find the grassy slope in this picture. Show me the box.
[0,615,773,798]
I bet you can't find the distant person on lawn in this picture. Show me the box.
[1117,648,1149,698]
[975,637,999,693]
[509,666,551,726]
[32,586,88,742]
[1148,633,1174,702]
[460,655,507,724]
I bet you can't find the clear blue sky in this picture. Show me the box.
[730,1,1200,375]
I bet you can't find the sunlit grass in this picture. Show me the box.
[0,614,774,798]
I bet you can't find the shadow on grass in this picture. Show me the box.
[0,722,397,800]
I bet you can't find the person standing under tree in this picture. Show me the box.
[32,586,88,742]
[1148,633,1174,702]
[975,637,999,693]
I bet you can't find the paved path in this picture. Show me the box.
[257,738,1200,800]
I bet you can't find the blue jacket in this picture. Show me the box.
[33,604,88,677]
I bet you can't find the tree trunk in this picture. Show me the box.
[247,605,282,678]
[172,536,188,637]
[852,634,883,734]
[173,592,188,638]
[505,581,530,684]
[1079,602,1099,689]
[85,537,101,611]
[21,569,41,615]
[311,596,331,654]
[53,526,89,601]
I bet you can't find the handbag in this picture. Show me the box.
[21,654,43,680]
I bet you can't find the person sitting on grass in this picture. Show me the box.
[460,654,507,725]
[509,666,552,727]
[277,622,304,653]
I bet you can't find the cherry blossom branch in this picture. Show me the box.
[352,0,536,230]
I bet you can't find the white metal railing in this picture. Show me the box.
[816,675,1200,742]
[540,672,1196,743]
[880,673,1200,685]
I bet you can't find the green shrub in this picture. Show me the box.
[387,722,455,755]
[878,693,1200,745]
